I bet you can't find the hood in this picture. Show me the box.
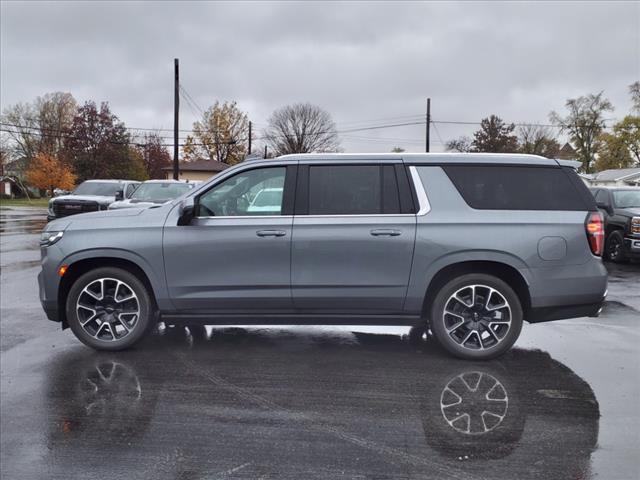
[52,194,116,204]
[617,207,640,217]
[109,200,159,210]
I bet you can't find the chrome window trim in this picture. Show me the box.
[195,215,292,220]
[409,166,431,216]
[195,214,415,219]
[296,214,415,219]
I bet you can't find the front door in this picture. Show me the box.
[291,163,417,313]
[163,165,295,312]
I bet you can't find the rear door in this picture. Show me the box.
[291,161,417,313]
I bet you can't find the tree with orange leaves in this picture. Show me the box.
[25,153,76,196]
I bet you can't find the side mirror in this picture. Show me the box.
[115,189,124,201]
[177,197,195,226]
[596,200,612,214]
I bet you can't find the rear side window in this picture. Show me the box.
[307,165,400,215]
[442,165,591,211]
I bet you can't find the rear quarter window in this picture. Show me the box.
[442,165,593,211]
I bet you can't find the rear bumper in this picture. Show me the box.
[527,300,604,323]
[524,258,607,322]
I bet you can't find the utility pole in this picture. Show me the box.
[425,97,431,153]
[264,145,267,158]
[173,58,180,180]
[248,121,252,155]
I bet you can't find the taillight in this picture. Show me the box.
[585,212,604,256]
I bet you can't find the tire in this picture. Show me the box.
[66,267,154,351]
[430,274,523,360]
[605,230,627,263]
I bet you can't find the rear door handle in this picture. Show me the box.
[370,229,402,237]
[256,230,287,237]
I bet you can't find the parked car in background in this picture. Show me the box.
[109,180,200,210]
[47,180,140,221]
[590,186,640,262]
[246,187,283,214]
[39,153,607,360]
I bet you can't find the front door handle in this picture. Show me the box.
[256,230,287,237]
[370,229,402,237]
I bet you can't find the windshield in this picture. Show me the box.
[613,190,640,208]
[130,182,194,202]
[72,182,122,196]
[252,189,283,207]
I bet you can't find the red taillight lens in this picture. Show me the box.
[585,212,604,256]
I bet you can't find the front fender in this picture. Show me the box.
[60,248,172,310]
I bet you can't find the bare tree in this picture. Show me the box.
[517,124,561,158]
[630,81,640,114]
[1,92,76,164]
[549,91,613,173]
[445,136,472,152]
[264,103,340,156]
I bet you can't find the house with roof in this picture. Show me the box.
[589,167,640,187]
[162,159,230,182]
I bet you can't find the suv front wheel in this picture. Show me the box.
[430,274,523,360]
[66,267,153,350]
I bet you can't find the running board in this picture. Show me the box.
[160,312,422,326]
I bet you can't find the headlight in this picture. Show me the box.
[40,231,64,247]
[632,217,640,235]
[48,201,55,216]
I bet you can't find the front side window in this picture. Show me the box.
[197,167,286,216]
[126,184,137,197]
[307,165,400,215]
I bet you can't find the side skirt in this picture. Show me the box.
[160,312,423,327]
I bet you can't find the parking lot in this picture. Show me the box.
[1,206,639,480]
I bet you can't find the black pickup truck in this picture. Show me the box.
[590,187,640,262]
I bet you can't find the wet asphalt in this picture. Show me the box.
[0,206,639,480]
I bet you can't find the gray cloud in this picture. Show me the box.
[1,0,638,152]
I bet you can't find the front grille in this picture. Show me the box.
[52,201,100,217]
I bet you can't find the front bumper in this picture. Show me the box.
[38,269,60,321]
[623,236,640,258]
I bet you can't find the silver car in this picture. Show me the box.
[38,153,608,359]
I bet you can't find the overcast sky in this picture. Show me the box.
[1,0,639,153]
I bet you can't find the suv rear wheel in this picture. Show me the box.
[430,274,523,360]
[66,267,153,351]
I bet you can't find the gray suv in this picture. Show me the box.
[38,154,608,359]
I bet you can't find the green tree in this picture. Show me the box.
[471,115,518,153]
[594,133,634,171]
[126,147,150,181]
[63,101,131,181]
[549,91,614,173]
[390,146,405,153]
[182,101,249,165]
[613,116,640,166]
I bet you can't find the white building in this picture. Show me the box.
[587,168,640,187]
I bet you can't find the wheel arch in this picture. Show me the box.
[421,260,532,324]
[57,254,160,328]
